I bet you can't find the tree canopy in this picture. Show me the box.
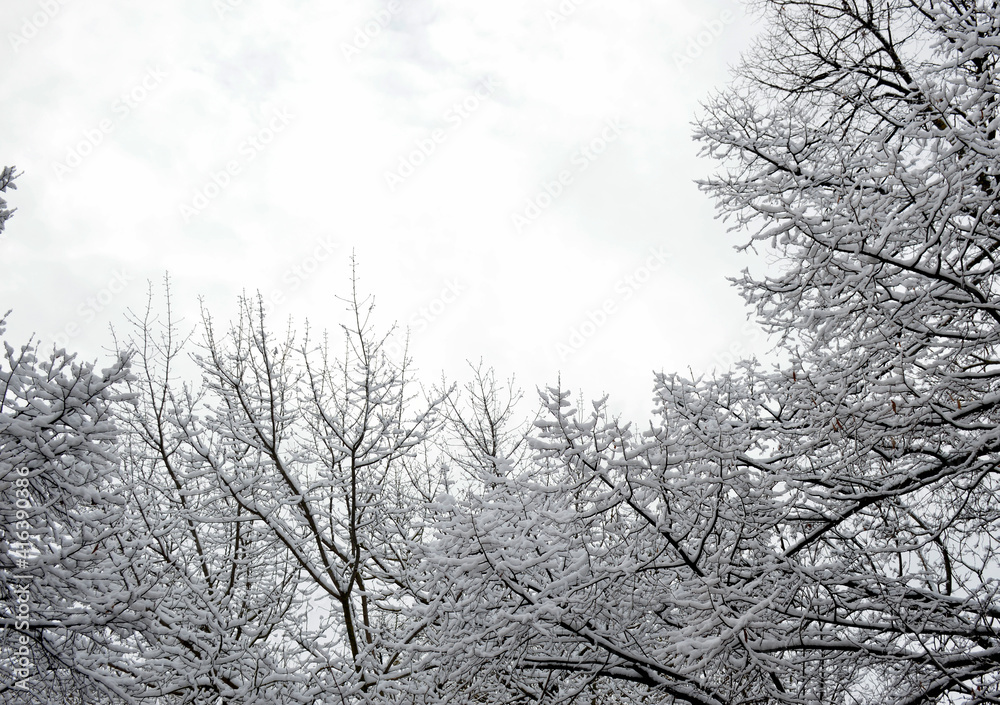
[6,1,1000,703]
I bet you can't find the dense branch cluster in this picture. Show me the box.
[5,1,1000,703]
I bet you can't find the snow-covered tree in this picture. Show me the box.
[420,2,1000,703]
[115,274,450,703]
[690,2,1000,696]
[0,315,142,704]
[112,286,306,705]
[0,166,19,235]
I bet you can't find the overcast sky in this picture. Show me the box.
[2,0,770,421]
